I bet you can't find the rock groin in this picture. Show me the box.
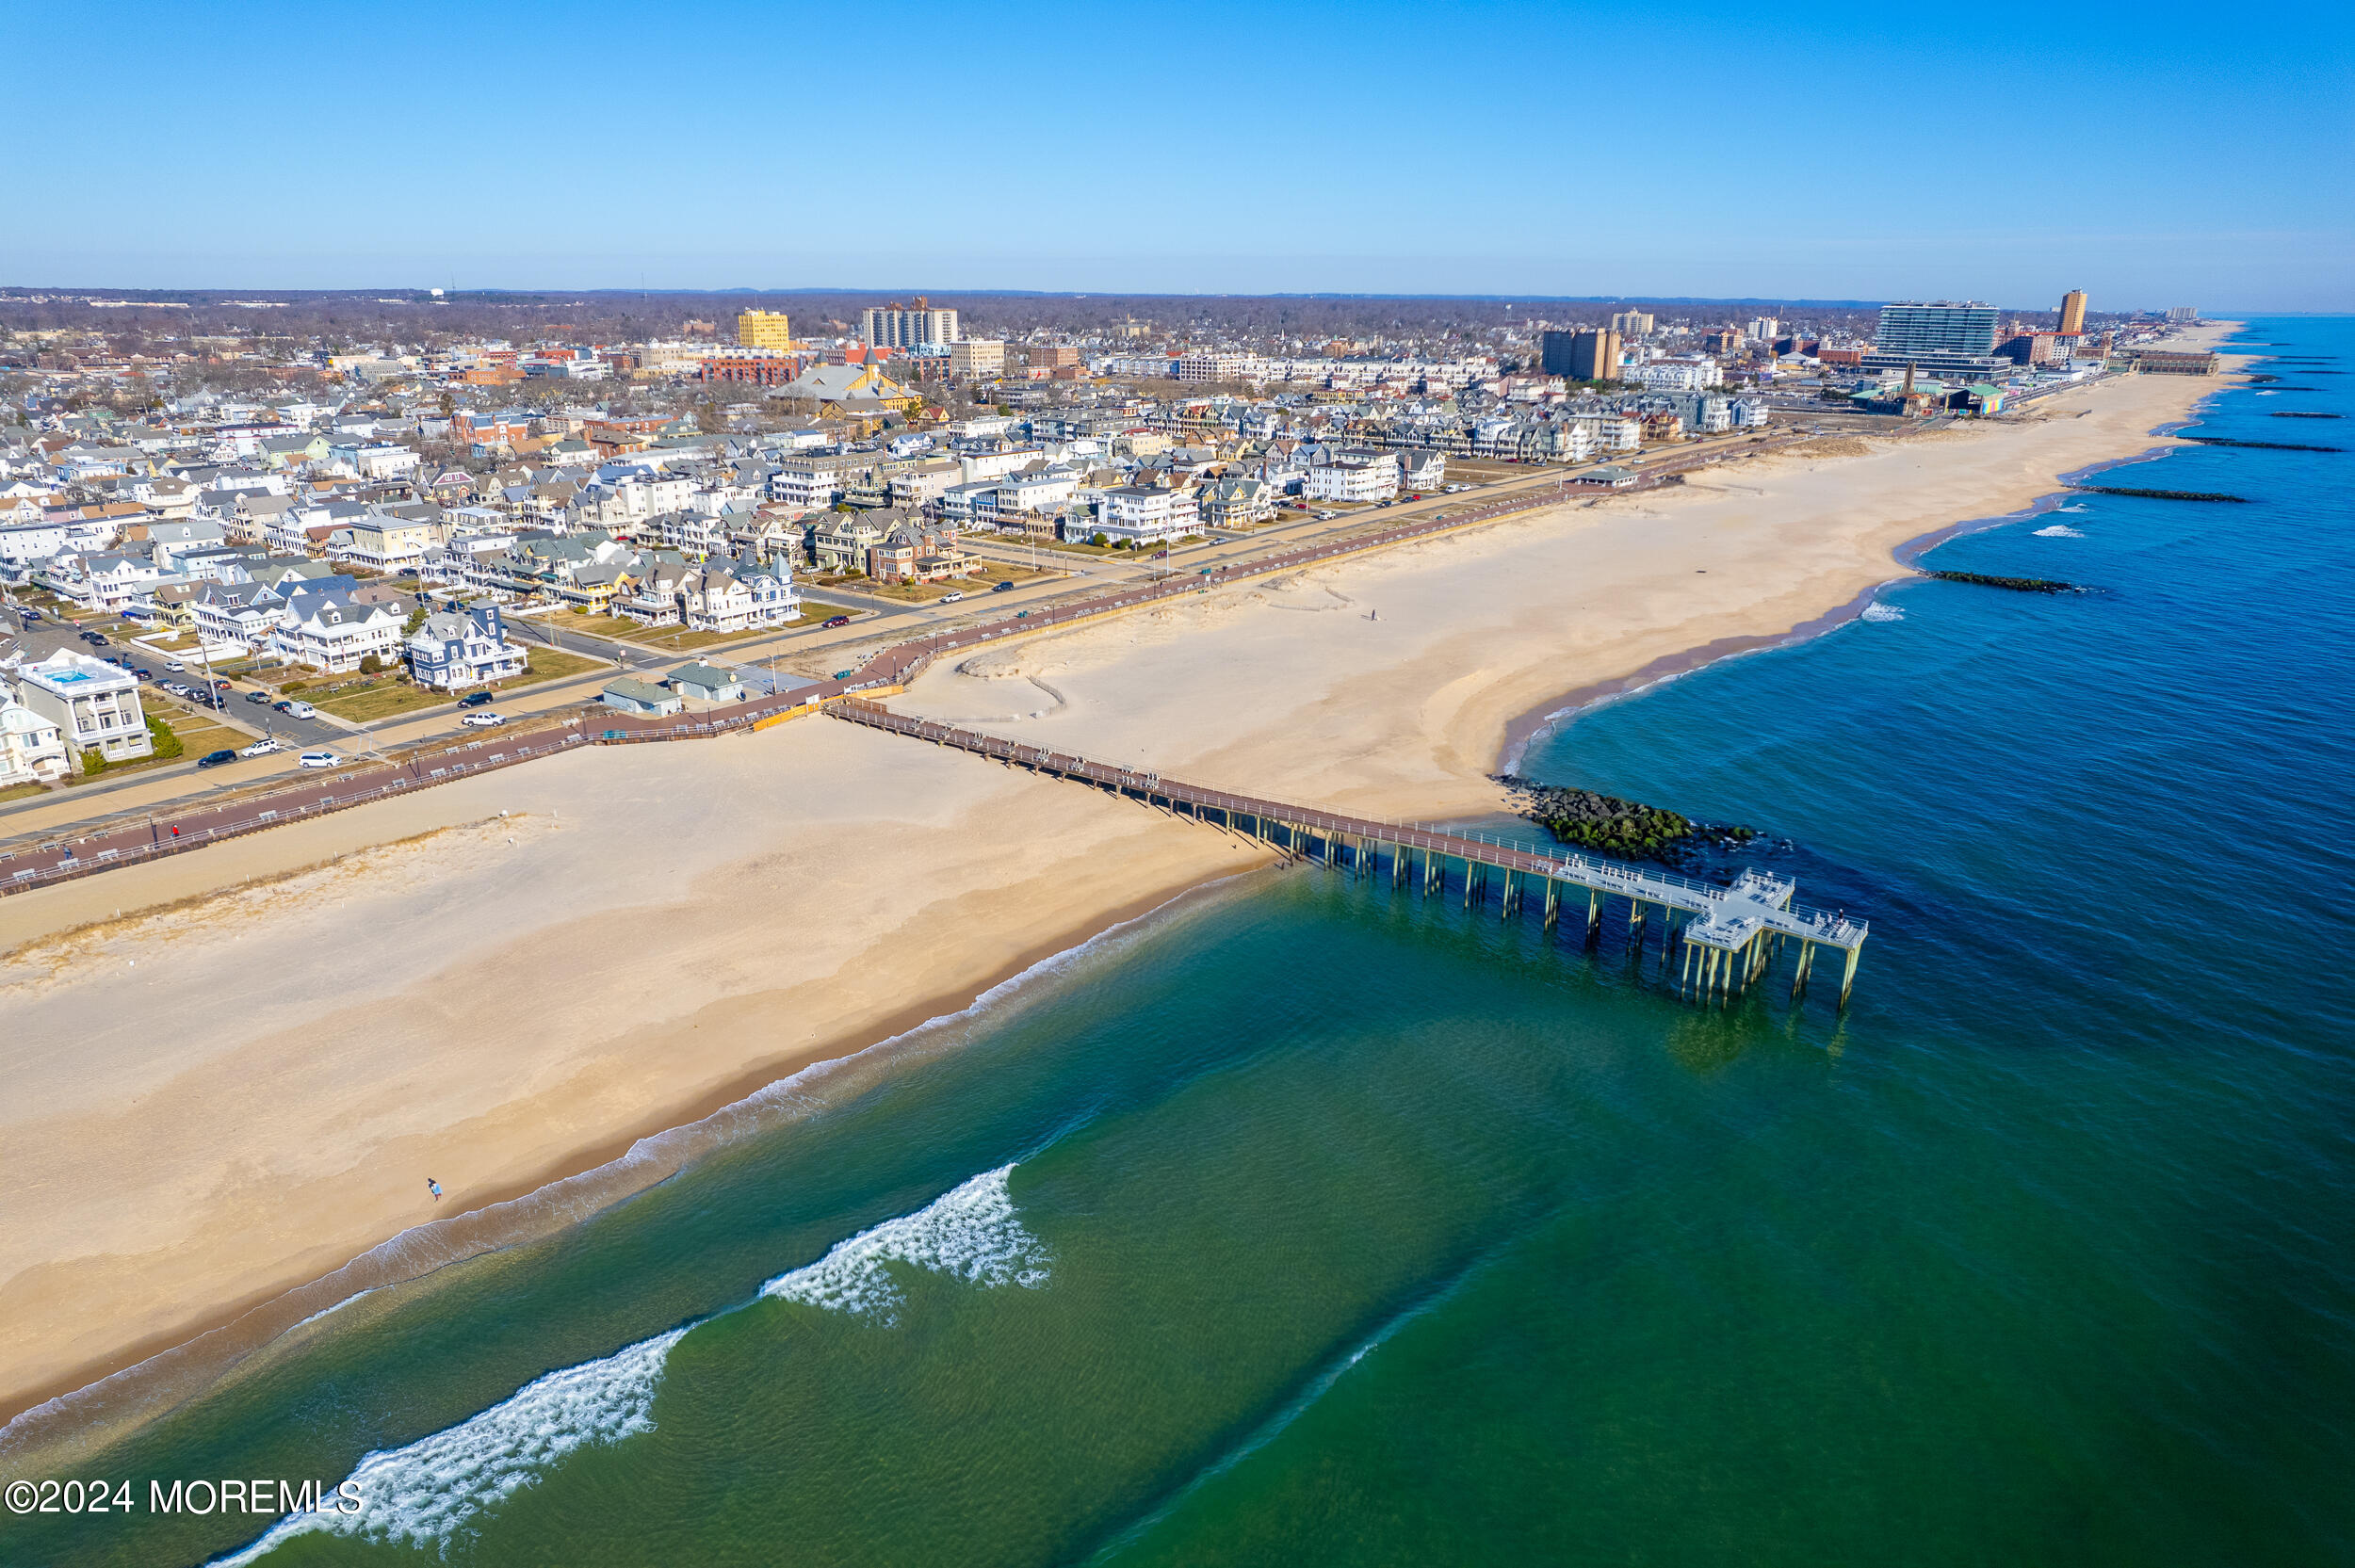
[1923,571,2079,593]
[1494,775,1757,868]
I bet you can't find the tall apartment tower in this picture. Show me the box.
[737,309,792,350]
[1542,328,1621,381]
[861,298,961,348]
[1609,310,1654,337]
[2057,290,2087,336]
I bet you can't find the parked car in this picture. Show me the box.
[298,751,340,768]
[939,590,964,604]
[992,580,1015,593]
[461,711,506,727]
[238,738,283,758]
[245,689,270,704]
[18,608,38,622]
[823,614,852,628]
[135,669,154,682]
[196,750,236,768]
[457,690,496,707]
[167,661,186,672]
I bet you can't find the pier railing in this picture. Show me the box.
[829,699,1867,1005]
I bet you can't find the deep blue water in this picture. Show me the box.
[7,317,2351,1567]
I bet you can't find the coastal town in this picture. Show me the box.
[0,290,2210,799]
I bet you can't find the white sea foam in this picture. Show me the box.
[761,1164,1049,1322]
[2034,524,2087,538]
[213,1327,688,1564]
[1860,603,1906,622]
[215,1167,1046,1563]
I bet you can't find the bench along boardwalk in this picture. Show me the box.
[828,700,1869,1008]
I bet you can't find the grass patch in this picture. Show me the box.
[502,647,608,688]
[0,781,51,803]
[311,681,450,723]
[618,623,779,652]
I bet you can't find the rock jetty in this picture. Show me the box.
[2071,485,2249,502]
[1494,775,1756,867]
[1923,571,2078,592]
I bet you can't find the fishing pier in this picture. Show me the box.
[831,700,1869,1006]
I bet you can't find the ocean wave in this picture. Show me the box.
[3,879,1230,1476]
[2034,525,2087,538]
[212,1327,688,1564]
[212,1166,1047,1563]
[762,1164,1049,1322]
[1860,603,1906,622]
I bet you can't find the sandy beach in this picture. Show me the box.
[0,324,2236,1440]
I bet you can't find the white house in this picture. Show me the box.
[8,650,152,765]
[1306,451,1401,504]
[269,590,405,673]
[682,558,798,632]
[1092,486,1199,546]
[0,689,69,784]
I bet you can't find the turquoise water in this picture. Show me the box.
[8,318,2353,1565]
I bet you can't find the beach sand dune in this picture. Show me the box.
[0,326,2233,1438]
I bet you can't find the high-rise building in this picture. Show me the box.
[1541,328,1621,381]
[2057,290,2087,335]
[1746,316,1779,342]
[861,299,960,348]
[2166,306,2200,322]
[737,309,792,350]
[1863,301,2003,376]
[1609,310,1654,337]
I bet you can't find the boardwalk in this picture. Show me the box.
[1,444,1867,1009]
[828,700,1869,1006]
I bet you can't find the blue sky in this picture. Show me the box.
[7,0,2349,310]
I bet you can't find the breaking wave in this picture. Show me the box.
[762,1165,1049,1322]
[212,1329,687,1564]
[1860,603,1906,623]
[2034,525,2087,538]
[214,1167,1047,1563]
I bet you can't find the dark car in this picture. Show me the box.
[457,690,495,707]
[992,580,1015,593]
[196,750,237,768]
[272,700,295,713]
[823,614,852,628]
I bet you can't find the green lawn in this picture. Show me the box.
[502,647,609,688]
[0,781,50,804]
[311,680,450,723]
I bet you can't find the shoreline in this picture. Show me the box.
[0,325,2242,1468]
[0,865,1272,1470]
[1497,432,2212,768]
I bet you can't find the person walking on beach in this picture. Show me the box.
[427,1178,443,1201]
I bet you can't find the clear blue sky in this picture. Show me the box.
[8,0,2349,311]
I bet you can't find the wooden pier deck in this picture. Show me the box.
[829,700,1870,1006]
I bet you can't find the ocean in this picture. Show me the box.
[8,317,2352,1566]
